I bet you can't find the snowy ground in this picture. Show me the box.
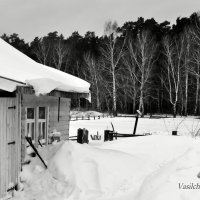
[13,117,200,200]
[69,116,200,137]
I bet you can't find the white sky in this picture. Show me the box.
[0,0,200,42]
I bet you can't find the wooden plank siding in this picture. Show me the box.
[0,86,81,199]
[0,99,6,199]
[20,94,71,161]
[49,98,71,140]
[0,98,20,199]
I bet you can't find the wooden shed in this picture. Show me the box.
[0,39,90,199]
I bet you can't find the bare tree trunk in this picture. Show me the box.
[123,31,156,116]
[139,89,144,116]
[112,71,117,115]
[181,89,184,116]
[96,86,100,111]
[101,20,126,115]
[173,103,177,118]
[194,72,200,115]
[157,89,160,113]
[132,93,137,114]
[32,37,50,65]
[84,53,102,111]
[52,38,68,70]
[184,71,188,116]
[184,34,190,116]
[162,36,184,118]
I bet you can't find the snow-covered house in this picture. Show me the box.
[0,38,90,199]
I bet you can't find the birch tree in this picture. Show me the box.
[52,36,69,70]
[100,20,126,115]
[31,37,50,65]
[190,49,200,115]
[162,36,185,117]
[122,39,138,114]
[182,28,193,116]
[190,18,200,115]
[84,52,101,111]
[125,30,157,116]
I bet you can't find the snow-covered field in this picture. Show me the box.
[70,116,200,137]
[13,117,200,200]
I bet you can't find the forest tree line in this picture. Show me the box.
[2,12,200,117]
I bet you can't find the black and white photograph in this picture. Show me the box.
[1,0,200,199]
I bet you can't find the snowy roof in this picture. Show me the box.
[0,38,90,95]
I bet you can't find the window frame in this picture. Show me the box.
[25,106,49,146]
[37,106,48,143]
[25,107,36,142]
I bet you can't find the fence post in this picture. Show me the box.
[133,110,142,135]
[104,130,113,142]
[172,131,177,136]
[77,128,89,144]
[83,128,89,143]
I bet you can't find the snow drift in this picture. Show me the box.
[14,132,200,200]
[14,141,152,200]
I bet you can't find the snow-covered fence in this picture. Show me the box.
[70,113,115,121]
[104,131,146,142]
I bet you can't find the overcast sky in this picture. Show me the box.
[0,0,200,42]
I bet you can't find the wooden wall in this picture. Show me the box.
[20,94,71,161]
[0,87,77,199]
[0,98,20,199]
[49,97,71,140]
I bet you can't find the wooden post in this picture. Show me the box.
[133,116,139,135]
[172,131,177,136]
[25,137,47,169]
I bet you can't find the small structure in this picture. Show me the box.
[0,39,90,199]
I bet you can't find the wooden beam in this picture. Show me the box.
[0,76,26,85]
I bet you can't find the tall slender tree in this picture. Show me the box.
[162,35,185,117]
[100,20,126,115]
[126,30,157,116]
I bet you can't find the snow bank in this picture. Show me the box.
[14,141,152,200]
[13,117,200,200]
[99,136,200,200]
[0,38,90,94]
[69,116,200,139]
[136,148,200,200]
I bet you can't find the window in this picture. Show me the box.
[27,108,35,119]
[26,108,35,141]
[25,106,48,145]
[38,107,47,142]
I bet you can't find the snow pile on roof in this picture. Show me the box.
[0,39,90,94]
